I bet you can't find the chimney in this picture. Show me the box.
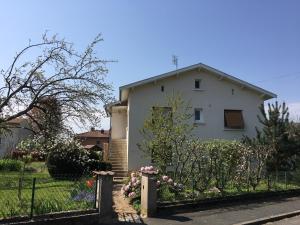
[91,127,95,131]
[100,129,104,134]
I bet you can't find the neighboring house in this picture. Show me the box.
[106,63,277,176]
[0,117,34,157]
[76,128,110,150]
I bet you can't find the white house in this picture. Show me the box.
[0,117,33,157]
[106,63,276,177]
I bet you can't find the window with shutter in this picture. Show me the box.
[224,110,244,129]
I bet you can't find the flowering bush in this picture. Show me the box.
[121,171,142,200]
[121,166,184,203]
[70,177,96,204]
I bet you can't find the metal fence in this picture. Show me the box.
[158,171,300,202]
[0,174,98,220]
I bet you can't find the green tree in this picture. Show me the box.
[257,102,298,172]
[138,93,195,176]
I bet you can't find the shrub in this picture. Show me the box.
[46,139,89,177]
[86,160,112,172]
[46,138,112,178]
[0,159,23,172]
[201,139,247,194]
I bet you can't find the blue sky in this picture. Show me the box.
[0,0,299,129]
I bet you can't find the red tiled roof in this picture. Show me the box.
[76,130,110,138]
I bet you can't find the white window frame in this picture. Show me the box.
[194,79,201,89]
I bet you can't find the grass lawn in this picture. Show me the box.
[0,162,96,219]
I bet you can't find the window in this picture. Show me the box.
[224,110,244,129]
[195,79,201,89]
[161,85,164,92]
[194,108,204,123]
[96,140,100,145]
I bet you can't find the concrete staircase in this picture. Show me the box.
[109,139,128,181]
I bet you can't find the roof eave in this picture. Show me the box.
[119,63,277,101]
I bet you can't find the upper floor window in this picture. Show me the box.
[195,79,201,89]
[224,110,244,129]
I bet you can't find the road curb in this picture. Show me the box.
[233,209,300,225]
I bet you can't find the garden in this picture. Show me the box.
[0,138,111,220]
[122,95,300,213]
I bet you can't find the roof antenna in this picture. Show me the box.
[172,55,178,70]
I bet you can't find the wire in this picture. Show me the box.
[256,71,300,83]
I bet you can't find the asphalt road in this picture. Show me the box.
[141,196,300,225]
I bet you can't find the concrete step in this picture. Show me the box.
[112,165,127,169]
[110,158,127,161]
[113,171,128,177]
[113,176,127,183]
[111,162,127,166]
[110,152,126,155]
[112,166,127,169]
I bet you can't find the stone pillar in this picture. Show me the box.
[93,171,115,224]
[103,143,109,161]
[141,171,158,218]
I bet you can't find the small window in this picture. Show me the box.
[161,85,164,92]
[96,140,100,145]
[195,79,201,89]
[194,108,203,123]
[224,110,244,129]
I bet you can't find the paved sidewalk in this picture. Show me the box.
[141,196,300,225]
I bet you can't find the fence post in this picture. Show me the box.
[93,171,114,224]
[192,177,195,199]
[141,170,158,218]
[103,143,109,161]
[30,178,36,219]
[18,177,22,200]
[285,171,287,190]
[94,174,99,209]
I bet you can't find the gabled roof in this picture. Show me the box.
[119,63,277,101]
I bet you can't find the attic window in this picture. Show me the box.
[224,110,244,129]
[195,79,201,89]
[161,85,164,92]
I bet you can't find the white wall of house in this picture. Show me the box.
[0,121,33,157]
[126,69,266,170]
[111,106,128,139]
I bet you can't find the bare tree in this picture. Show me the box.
[0,33,114,133]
